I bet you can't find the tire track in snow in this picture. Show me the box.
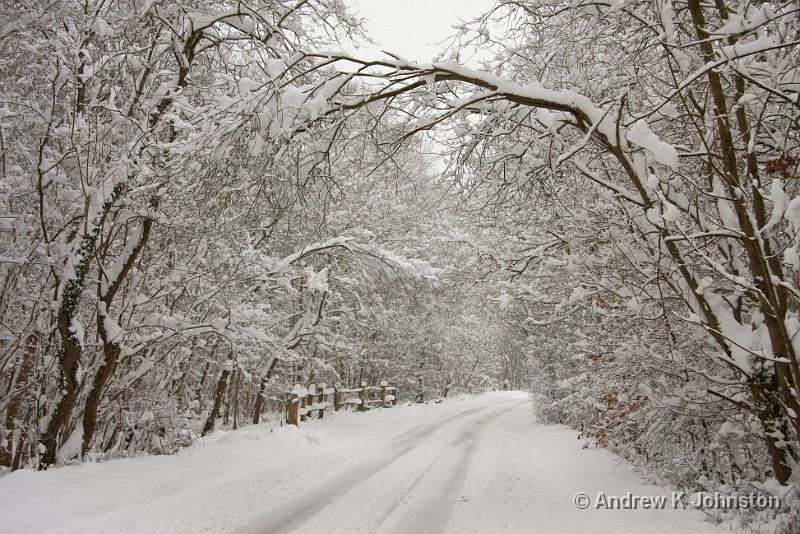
[373,401,522,534]
[319,400,526,534]
[236,397,523,534]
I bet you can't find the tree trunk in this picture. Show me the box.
[40,183,125,469]
[750,371,793,484]
[252,357,279,425]
[441,377,451,399]
[202,364,231,436]
[1,332,37,470]
[80,342,120,458]
[40,319,83,469]
[232,369,240,431]
[223,368,236,427]
[81,218,152,458]
[252,376,267,425]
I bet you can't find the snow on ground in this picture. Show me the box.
[0,392,730,533]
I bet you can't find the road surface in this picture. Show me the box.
[236,395,726,534]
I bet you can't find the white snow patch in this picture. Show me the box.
[497,293,513,310]
[626,119,680,170]
[784,197,800,231]
[306,267,329,292]
[58,426,83,462]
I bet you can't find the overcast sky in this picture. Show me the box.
[349,0,494,63]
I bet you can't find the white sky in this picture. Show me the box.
[349,0,494,63]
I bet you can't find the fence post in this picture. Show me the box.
[317,383,324,419]
[393,384,398,406]
[334,384,342,411]
[380,380,388,407]
[287,391,299,426]
[359,381,367,412]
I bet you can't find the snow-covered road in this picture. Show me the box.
[0,392,729,533]
[238,397,523,534]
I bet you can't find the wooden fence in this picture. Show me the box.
[286,380,398,425]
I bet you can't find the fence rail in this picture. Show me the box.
[286,380,398,425]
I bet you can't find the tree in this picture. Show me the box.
[0,0,369,468]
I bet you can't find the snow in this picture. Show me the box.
[68,318,84,348]
[102,314,123,342]
[661,200,681,223]
[306,267,329,292]
[291,384,309,397]
[718,34,777,62]
[210,317,227,331]
[93,18,114,37]
[783,246,800,271]
[762,179,789,233]
[57,426,84,463]
[0,393,728,534]
[713,6,773,37]
[99,303,123,343]
[497,292,513,310]
[238,78,261,97]
[784,197,800,232]
[625,119,680,171]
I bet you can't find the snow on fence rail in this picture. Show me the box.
[286,380,398,425]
